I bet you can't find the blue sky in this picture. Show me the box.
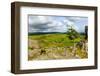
[28,15,88,33]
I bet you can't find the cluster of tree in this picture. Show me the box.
[67,26,80,40]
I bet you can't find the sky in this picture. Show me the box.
[28,15,88,33]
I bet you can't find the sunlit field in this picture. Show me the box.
[28,33,88,60]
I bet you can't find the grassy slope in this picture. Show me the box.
[29,33,81,47]
[28,33,87,60]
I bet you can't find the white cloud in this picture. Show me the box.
[29,16,51,26]
[65,16,83,22]
[29,16,67,33]
[63,19,74,26]
[28,16,87,33]
[63,19,79,32]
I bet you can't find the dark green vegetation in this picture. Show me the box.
[67,27,80,40]
[28,33,88,60]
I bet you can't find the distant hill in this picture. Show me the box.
[28,32,66,35]
[28,32,85,35]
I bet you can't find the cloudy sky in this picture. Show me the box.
[28,15,88,33]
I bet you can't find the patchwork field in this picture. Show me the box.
[28,33,88,60]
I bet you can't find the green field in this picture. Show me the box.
[28,33,88,60]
